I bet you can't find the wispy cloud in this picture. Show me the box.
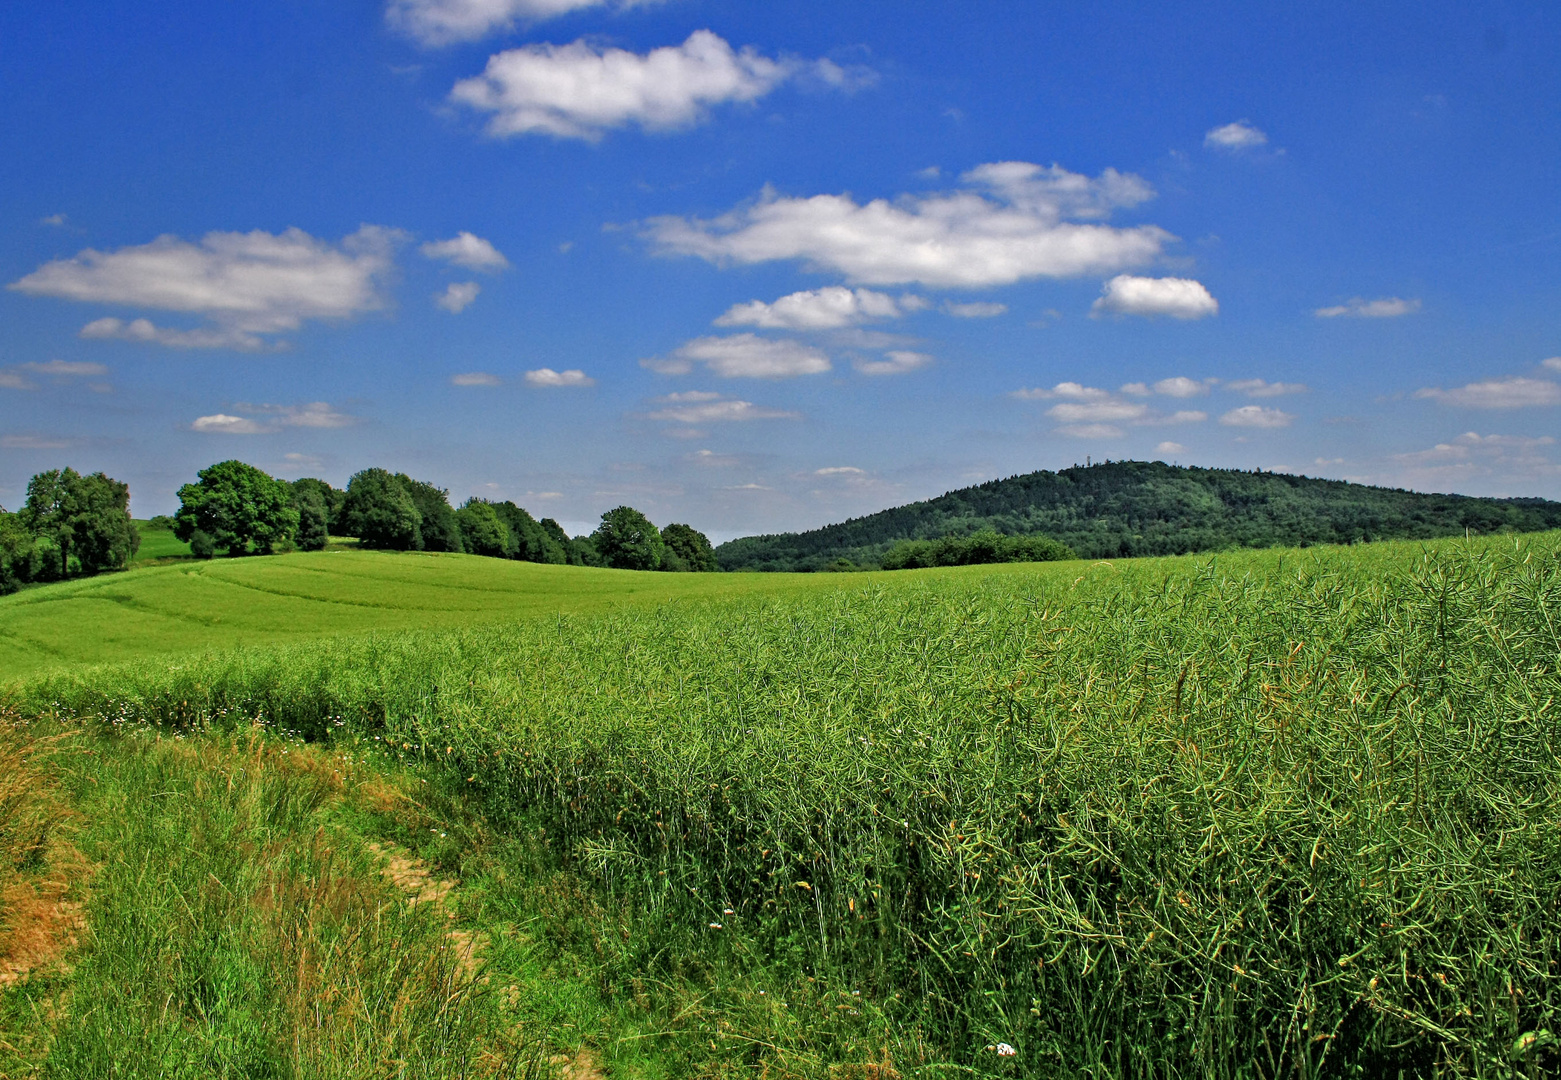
[644,391,798,424]
[1414,376,1561,408]
[646,334,831,378]
[1315,296,1421,318]
[388,0,665,47]
[1219,405,1294,428]
[451,371,502,386]
[192,401,358,434]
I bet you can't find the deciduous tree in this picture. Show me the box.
[174,460,298,556]
[592,506,665,571]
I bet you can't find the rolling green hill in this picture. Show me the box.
[716,459,1561,570]
[0,549,910,682]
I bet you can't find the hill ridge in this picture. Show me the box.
[715,459,1561,570]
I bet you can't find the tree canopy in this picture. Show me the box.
[22,467,139,576]
[660,522,718,572]
[174,460,299,556]
[592,506,666,570]
[716,460,1561,571]
[341,468,422,550]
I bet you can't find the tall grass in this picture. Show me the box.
[15,535,1561,1076]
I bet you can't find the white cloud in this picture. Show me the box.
[1119,382,1150,396]
[645,391,798,424]
[0,435,73,449]
[387,0,658,47]
[1091,275,1219,320]
[1414,377,1561,409]
[651,334,831,378]
[1155,441,1185,455]
[192,414,272,435]
[1225,378,1307,397]
[1048,400,1148,424]
[192,402,356,434]
[815,466,864,475]
[644,161,1170,288]
[1542,357,1561,372]
[18,360,108,377]
[13,225,400,349]
[1055,423,1126,439]
[0,372,35,390]
[1220,405,1294,428]
[420,232,509,271]
[714,286,905,330]
[40,214,68,227]
[854,350,932,376]
[238,401,358,429]
[525,367,596,386]
[1391,431,1560,484]
[450,31,807,140]
[1204,121,1268,150]
[1017,381,1207,435]
[943,301,1007,318]
[436,281,481,313]
[80,317,267,350]
[1152,376,1209,398]
[1315,296,1421,318]
[451,371,502,386]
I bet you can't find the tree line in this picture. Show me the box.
[162,460,721,571]
[1,468,138,593]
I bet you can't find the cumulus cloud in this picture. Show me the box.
[387,0,658,47]
[192,414,272,435]
[1155,441,1185,456]
[450,31,825,140]
[1543,357,1561,372]
[1315,296,1421,318]
[1204,121,1268,150]
[451,371,502,386]
[644,391,798,423]
[420,232,509,271]
[1414,377,1561,408]
[1220,405,1294,428]
[436,282,481,313]
[644,161,1170,288]
[855,350,932,376]
[1090,275,1219,320]
[944,301,1007,318]
[1225,378,1307,397]
[648,334,831,378]
[12,226,400,349]
[714,287,906,330]
[525,367,596,386]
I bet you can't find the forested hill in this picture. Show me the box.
[715,460,1561,571]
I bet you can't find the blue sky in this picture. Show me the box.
[2,0,1558,539]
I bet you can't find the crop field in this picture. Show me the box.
[0,548,888,682]
[8,532,1560,1076]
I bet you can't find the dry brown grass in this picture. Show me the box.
[0,722,88,991]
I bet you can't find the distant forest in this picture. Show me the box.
[716,460,1561,572]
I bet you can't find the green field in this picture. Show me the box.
[6,534,1561,1076]
[129,521,192,564]
[0,548,883,682]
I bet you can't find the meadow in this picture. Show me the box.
[4,534,1561,1076]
